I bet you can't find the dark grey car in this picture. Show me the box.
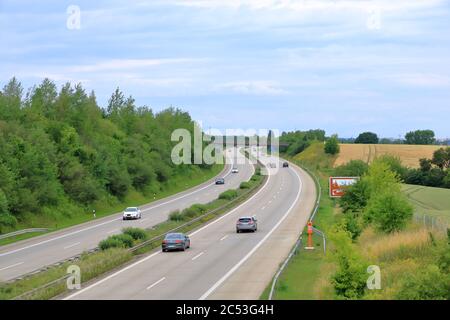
[162,233,191,252]
[215,178,225,185]
[236,216,258,233]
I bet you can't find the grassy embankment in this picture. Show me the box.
[0,166,265,300]
[262,142,449,300]
[0,164,224,246]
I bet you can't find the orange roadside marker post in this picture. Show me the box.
[305,221,315,250]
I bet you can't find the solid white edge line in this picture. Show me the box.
[0,262,24,272]
[146,277,166,290]
[198,166,303,300]
[64,158,270,300]
[0,149,239,258]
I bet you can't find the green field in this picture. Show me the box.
[402,184,450,223]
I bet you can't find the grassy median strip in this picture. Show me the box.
[0,165,265,300]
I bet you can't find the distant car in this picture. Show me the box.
[215,178,225,185]
[162,233,191,252]
[236,216,258,233]
[283,162,289,168]
[123,207,141,220]
[232,167,239,173]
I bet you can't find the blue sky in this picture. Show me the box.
[1,0,450,138]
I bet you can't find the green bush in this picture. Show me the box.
[219,190,239,200]
[325,135,340,155]
[339,180,369,213]
[191,204,208,214]
[334,160,369,177]
[329,227,368,299]
[341,213,362,241]
[396,265,450,300]
[332,254,368,299]
[99,233,134,250]
[99,237,125,250]
[364,191,413,233]
[169,210,185,221]
[240,182,251,189]
[122,227,147,241]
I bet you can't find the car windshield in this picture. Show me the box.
[165,233,184,239]
[125,208,137,212]
[239,218,251,223]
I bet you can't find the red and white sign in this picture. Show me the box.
[329,177,359,198]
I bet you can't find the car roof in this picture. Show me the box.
[165,233,185,237]
[126,207,138,210]
[239,216,253,219]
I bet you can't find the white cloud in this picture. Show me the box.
[216,81,288,95]
[67,58,199,73]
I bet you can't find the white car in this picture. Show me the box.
[232,167,239,173]
[123,207,142,220]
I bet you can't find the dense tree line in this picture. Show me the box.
[403,147,450,188]
[0,78,212,232]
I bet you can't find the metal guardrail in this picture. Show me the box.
[268,235,302,300]
[268,159,323,300]
[0,228,49,240]
[10,159,267,300]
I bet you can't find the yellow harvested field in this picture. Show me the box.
[334,144,442,168]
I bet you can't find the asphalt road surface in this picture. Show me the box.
[0,148,254,282]
[63,149,316,300]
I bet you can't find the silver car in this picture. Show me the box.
[122,207,141,220]
[162,233,191,252]
[236,216,258,233]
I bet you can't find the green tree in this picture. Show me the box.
[324,134,340,155]
[330,228,368,299]
[405,130,436,145]
[431,147,450,169]
[354,132,379,144]
[339,180,370,213]
[364,191,413,233]
[334,160,369,177]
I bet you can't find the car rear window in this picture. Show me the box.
[239,218,251,223]
[125,208,137,212]
[165,233,184,239]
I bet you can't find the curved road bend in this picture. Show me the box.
[0,148,254,282]
[64,150,316,300]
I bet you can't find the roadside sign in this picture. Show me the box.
[329,177,360,198]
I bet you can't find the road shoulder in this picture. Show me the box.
[208,162,317,300]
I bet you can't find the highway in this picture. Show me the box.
[63,149,317,300]
[0,148,254,282]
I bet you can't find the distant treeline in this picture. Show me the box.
[339,130,449,146]
[0,78,212,231]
